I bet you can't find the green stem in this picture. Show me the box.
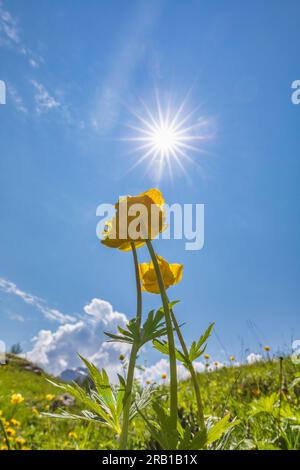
[145,240,178,430]
[0,417,11,450]
[169,307,206,435]
[119,243,142,450]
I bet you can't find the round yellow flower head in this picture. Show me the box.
[161,373,167,380]
[6,427,16,436]
[205,362,209,368]
[264,345,270,352]
[146,380,151,385]
[10,393,24,405]
[139,255,183,294]
[229,356,235,361]
[101,189,166,251]
[10,418,20,427]
[213,361,219,367]
[204,354,210,360]
[15,436,26,445]
[119,354,125,361]
[45,394,55,401]
[68,431,78,439]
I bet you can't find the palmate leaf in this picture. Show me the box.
[206,415,239,446]
[153,322,215,368]
[137,402,179,450]
[105,308,168,349]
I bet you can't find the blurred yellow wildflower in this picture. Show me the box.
[161,373,167,380]
[6,427,16,437]
[32,407,39,416]
[119,354,125,361]
[101,189,166,251]
[10,418,20,427]
[68,431,78,439]
[139,255,183,294]
[264,345,270,352]
[10,393,24,405]
[229,356,235,361]
[146,380,151,385]
[45,394,55,401]
[204,354,210,360]
[15,436,26,445]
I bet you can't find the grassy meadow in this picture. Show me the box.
[1,354,300,450]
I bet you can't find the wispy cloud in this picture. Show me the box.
[30,80,60,113]
[7,83,28,113]
[0,277,75,324]
[0,0,43,68]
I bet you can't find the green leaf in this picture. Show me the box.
[206,415,239,446]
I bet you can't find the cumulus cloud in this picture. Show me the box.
[247,352,262,364]
[26,298,130,379]
[136,358,205,385]
[0,277,75,324]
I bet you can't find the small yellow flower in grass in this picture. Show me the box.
[229,356,235,362]
[101,189,166,251]
[204,354,210,360]
[10,418,20,427]
[45,394,55,401]
[10,393,24,405]
[213,361,219,367]
[32,407,39,416]
[68,431,78,439]
[161,373,167,380]
[264,345,270,352]
[146,380,151,385]
[6,427,16,437]
[45,404,50,411]
[15,436,26,445]
[119,354,125,361]
[139,255,183,294]
[1,444,8,451]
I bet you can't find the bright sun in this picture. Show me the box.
[124,93,211,180]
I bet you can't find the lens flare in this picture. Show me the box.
[124,93,212,181]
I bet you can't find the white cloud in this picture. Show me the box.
[0,1,43,68]
[247,352,262,364]
[26,298,130,379]
[0,277,75,324]
[9,313,25,322]
[30,80,60,113]
[7,83,27,113]
[136,358,205,385]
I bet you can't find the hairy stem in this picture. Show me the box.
[145,240,178,430]
[119,243,142,450]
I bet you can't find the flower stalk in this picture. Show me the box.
[119,243,142,450]
[145,239,178,431]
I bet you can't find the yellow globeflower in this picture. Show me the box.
[10,393,24,405]
[68,431,78,439]
[139,255,183,294]
[204,354,210,360]
[264,345,270,352]
[229,356,235,362]
[6,427,16,437]
[161,373,167,380]
[101,188,166,251]
[10,418,20,427]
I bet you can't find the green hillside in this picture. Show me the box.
[0,354,300,450]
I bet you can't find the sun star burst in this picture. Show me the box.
[124,94,211,181]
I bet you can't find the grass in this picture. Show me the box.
[0,354,300,450]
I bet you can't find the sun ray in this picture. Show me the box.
[124,93,211,180]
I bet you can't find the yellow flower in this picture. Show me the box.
[213,361,219,367]
[32,407,39,416]
[161,373,167,380]
[10,418,20,427]
[10,393,24,405]
[1,444,8,451]
[264,345,270,352]
[146,380,151,385]
[15,436,26,445]
[45,404,50,410]
[139,255,183,294]
[45,394,55,401]
[6,427,16,437]
[229,356,235,361]
[68,431,78,439]
[101,188,166,251]
[204,354,210,360]
[119,354,125,361]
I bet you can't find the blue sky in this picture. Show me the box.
[0,0,299,377]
